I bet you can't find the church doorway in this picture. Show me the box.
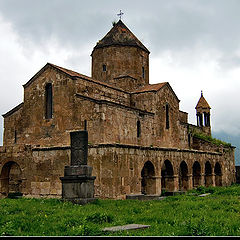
[205,161,212,187]
[192,161,201,188]
[214,162,222,186]
[179,161,188,191]
[161,160,174,192]
[0,161,22,197]
[141,161,156,195]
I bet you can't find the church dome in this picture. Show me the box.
[92,20,150,53]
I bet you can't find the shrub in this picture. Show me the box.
[85,212,113,224]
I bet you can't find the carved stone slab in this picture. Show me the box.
[70,131,88,166]
[103,224,150,232]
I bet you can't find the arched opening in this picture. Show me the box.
[192,161,201,188]
[0,161,22,197]
[179,161,188,191]
[141,161,156,195]
[205,161,212,187]
[161,160,174,192]
[214,162,222,186]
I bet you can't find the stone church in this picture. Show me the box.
[0,20,236,199]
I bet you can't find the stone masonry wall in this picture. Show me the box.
[92,46,149,90]
[0,143,234,199]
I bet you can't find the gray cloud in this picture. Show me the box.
[1,0,240,69]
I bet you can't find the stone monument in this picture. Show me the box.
[60,131,96,204]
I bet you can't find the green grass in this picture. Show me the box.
[193,132,232,147]
[1,185,240,236]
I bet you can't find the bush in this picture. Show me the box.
[85,212,114,224]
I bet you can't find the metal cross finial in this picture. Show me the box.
[117,10,124,20]
[201,90,203,96]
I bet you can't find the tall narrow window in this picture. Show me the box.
[166,103,169,129]
[103,64,106,72]
[14,130,17,144]
[45,83,53,119]
[137,120,141,138]
[84,120,87,130]
[142,66,145,79]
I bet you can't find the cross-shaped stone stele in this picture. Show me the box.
[117,10,124,20]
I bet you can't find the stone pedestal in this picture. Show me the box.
[60,131,96,205]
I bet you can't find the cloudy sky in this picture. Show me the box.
[0,0,240,148]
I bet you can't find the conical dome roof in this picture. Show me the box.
[93,20,150,53]
[195,92,211,109]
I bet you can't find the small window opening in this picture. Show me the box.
[84,120,87,130]
[103,64,107,72]
[137,120,141,138]
[45,83,53,119]
[166,103,169,129]
[14,130,17,144]
[142,66,145,79]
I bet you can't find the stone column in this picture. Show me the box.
[154,176,162,195]
[200,173,205,186]
[211,173,216,187]
[60,131,96,205]
[187,174,193,190]
[173,175,179,192]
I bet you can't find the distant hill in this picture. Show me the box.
[212,131,240,166]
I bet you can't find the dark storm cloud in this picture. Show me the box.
[1,0,240,69]
[0,0,240,54]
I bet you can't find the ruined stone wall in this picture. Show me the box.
[92,46,149,90]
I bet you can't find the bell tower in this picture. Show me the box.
[91,20,150,91]
[195,91,211,136]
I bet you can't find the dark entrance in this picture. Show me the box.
[214,162,222,186]
[141,161,156,195]
[0,161,22,197]
[179,161,188,191]
[205,161,212,187]
[192,161,201,188]
[161,160,174,192]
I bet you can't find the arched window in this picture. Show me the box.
[166,103,169,129]
[45,83,53,119]
[137,120,141,138]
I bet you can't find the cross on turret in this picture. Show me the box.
[117,10,124,20]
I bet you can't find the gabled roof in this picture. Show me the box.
[132,82,180,102]
[133,82,168,93]
[23,63,130,93]
[93,20,150,53]
[195,92,211,109]
[2,102,23,118]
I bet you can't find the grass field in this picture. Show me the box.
[1,185,240,236]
